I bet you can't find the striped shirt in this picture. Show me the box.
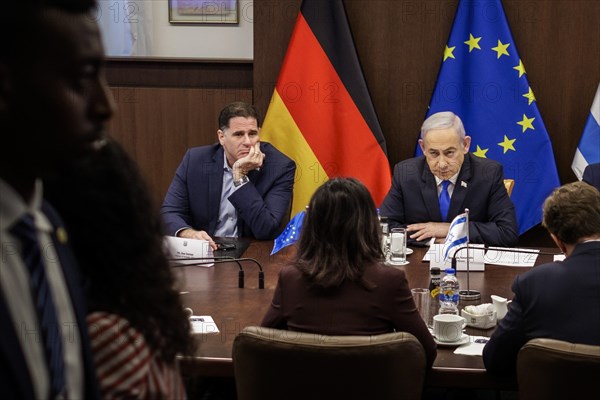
[87,312,186,399]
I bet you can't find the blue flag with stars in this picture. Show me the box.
[418,0,560,234]
[271,211,306,255]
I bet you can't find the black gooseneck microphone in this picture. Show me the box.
[450,245,562,299]
[169,256,265,289]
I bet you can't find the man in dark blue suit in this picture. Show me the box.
[483,182,600,374]
[0,0,111,398]
[583,162,600,191]
[161,102,296,247]
[380,111,518,247]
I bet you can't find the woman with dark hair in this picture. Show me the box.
[261,177,436,367]
[45,138,194,398]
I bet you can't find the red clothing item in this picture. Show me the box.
[261,262,437,367]
[87,312,186,399]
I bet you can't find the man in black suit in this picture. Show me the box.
[0,0,113,398]
[483,182,600,374]
[583,162,600,191]
[380,111,518,246]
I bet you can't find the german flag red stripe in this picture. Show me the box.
[262,0,390,214]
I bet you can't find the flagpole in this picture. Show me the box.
[459,208,480,300]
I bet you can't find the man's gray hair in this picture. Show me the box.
[420,111,466,142]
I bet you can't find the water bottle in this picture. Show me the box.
[428,267,441,326]
[439,268,460,315]
[379,215,390,260]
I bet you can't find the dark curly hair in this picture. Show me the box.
[294,177,383,289]
[44,137,194,363]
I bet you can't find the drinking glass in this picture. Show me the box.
[389,227,408,265]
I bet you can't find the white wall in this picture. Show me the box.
[98,0,254,59]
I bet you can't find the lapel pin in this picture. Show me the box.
[461,181,468,188]
[56,227,68,244]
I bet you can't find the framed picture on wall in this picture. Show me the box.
[169,0,239,24]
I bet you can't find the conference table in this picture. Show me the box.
[176,240,558,390]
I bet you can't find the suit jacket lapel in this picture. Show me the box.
[208,147,225,234]
[449,154,472,219]
[421,161,442,221]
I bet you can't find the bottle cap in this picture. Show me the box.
[445,268,456,274]
[430,267,440,275]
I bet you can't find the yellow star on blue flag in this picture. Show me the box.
[416,0,560,234]
[271,211,306,255]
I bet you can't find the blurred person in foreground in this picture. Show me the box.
[380,111,518,247]
[161,102,296,248]
[0,0,113,398]
[483,181,600,374]
[45,138,195,398]
[261,177,437,368]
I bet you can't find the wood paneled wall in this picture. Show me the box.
[106,1,599,245]
[253,0,600,245]
[106,59,252,204]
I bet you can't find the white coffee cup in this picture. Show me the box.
[491,295,512,320]
[433,314,467,342]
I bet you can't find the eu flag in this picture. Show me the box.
[271,211,306,255]
[420,0,560,234]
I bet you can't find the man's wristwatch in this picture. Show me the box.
[233,174,249,187]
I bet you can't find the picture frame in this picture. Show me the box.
[169,0,239,24]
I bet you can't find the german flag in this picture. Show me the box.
[261,0,391,216]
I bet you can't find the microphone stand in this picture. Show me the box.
[168,256,264,289]
[452,245,562,301]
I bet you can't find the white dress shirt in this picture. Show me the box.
[0,178,83,399]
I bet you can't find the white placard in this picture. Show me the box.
[424,243,485,271]
[190,315,220,334]
[164,236,214,267]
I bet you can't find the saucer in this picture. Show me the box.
[434,333,470,346]
[406,248,414,255]
[386,260,409,266]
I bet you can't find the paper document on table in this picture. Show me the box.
[453,336,489,356]
[553,254,566,262]
[484,247,538,267]
[190,316,219,334]
[164,236,214,267]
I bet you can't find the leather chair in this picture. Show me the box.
[232,327,427,400]
[517,338,600,400]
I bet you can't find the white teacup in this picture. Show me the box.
[491,295,512,320]
[433,314,467,342]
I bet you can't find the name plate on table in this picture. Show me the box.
[164,236,214,267]
[425,243,485,271]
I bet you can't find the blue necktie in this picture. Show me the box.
[11,214,66,398]
[439,180,451,221]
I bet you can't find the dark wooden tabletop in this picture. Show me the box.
[177,241,559,389]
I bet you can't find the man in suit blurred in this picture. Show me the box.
[583,162,600,191]
[0,0,114,398]
[380,111,518,247]
[483,182,600,374]
[161,102,296,248]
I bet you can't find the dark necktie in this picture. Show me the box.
[439,180,451,221]
[11,214,66,398]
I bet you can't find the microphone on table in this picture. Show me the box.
[169,256,264,289]
[451,245,562,300]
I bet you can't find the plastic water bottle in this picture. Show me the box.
[439,268,460,315]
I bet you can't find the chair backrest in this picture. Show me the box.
[232,327,427,400]
[517,338,600,400]
[503,179,515,197]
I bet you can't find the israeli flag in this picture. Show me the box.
[442,212,469,263]
[572,83,600,180]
